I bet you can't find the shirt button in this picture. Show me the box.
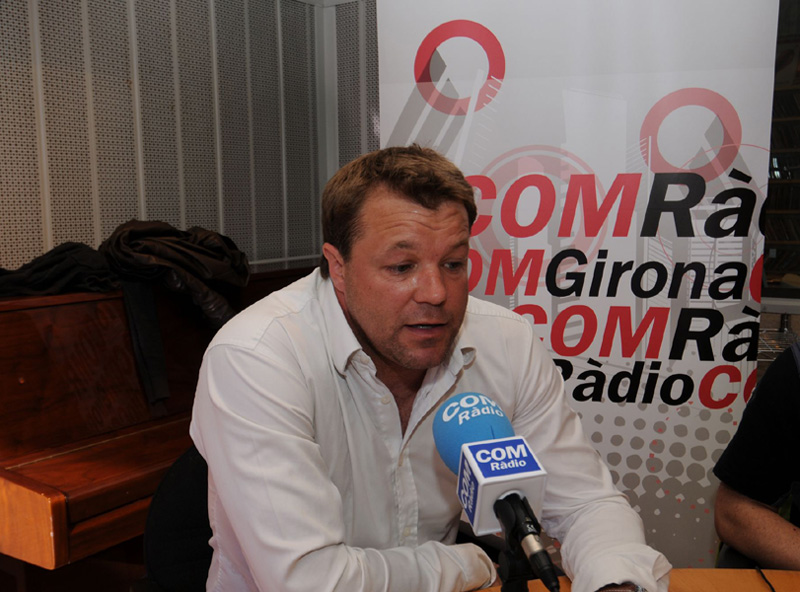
[381,395,392,405]
[403,527,412,537]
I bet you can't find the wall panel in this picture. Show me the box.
[39,0,93,247]
[281,0,319,262]
[177,0,218,232]
[89,0,138,238]
[0,2,42,267]
[136,0,181,228]
[0,0,380,273]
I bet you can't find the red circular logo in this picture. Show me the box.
[640,88,742,182]
[414,20,505,115]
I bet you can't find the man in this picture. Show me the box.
[714,342,800,568]
[190,145,671,591]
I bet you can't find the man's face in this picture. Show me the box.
[324,187,470,382]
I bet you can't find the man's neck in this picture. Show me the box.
[375,363,426,434]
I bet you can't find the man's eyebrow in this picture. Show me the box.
[387,240,416,251]
[387,238,470,252]
[444,238,471,254]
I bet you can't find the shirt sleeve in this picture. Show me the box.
[509,331,671,592]
[190,334,495,592]
[713,345,800,506]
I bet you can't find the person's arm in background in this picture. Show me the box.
[713,345,800,570]
[715,481,800,569]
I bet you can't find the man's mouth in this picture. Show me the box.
[407,323,446,330]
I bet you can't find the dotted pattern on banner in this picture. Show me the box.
[39,0,94,248]
[89,0,138,240]
[248,0,285,262]
[216,0,253,256]
[336,2,363,166]
[582,401,735,567]
[281,0,320,260]
[136,0,180,228]
[177,0,218,234]
[0,2,43,270]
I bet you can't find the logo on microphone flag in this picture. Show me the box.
[457,453,479,524]
[457,436,548,535]
[468,436,541,477]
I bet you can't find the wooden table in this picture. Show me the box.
[487,568,800,591]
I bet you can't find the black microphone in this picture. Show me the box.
[433,392,560,592]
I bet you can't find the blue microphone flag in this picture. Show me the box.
[432,392,515,473]
[433,392,548,536]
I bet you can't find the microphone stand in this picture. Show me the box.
[493,493,561,592]
[496,546,536,592]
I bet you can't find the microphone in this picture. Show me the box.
[433,392,560,592]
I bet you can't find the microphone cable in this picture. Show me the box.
[755,566,776,592]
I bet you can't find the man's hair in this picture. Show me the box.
[320,144,477,278]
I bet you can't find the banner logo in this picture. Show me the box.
[414,20,505,114]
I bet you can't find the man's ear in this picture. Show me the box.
[322,243,345,291]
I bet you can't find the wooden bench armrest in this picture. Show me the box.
[0,417,192,569]
[0,468,68,568]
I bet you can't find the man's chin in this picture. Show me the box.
[396,344,454,370]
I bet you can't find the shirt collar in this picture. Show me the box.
[317,274,477,376]
[450,297,478,371]
[318,274,364,374]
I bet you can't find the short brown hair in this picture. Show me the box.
[320,144,476,278]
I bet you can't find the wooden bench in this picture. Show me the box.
[0,267,311,570]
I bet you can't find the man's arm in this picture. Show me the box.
[505,331,671,592]
[715,481,800,569]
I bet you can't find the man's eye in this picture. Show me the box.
[444,260,466,271]
[389,264,414,274]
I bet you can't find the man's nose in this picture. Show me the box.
[415,266,447,305]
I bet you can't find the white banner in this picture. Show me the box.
[377,0,779,567]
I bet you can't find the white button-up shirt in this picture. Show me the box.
[190,270,670,592]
